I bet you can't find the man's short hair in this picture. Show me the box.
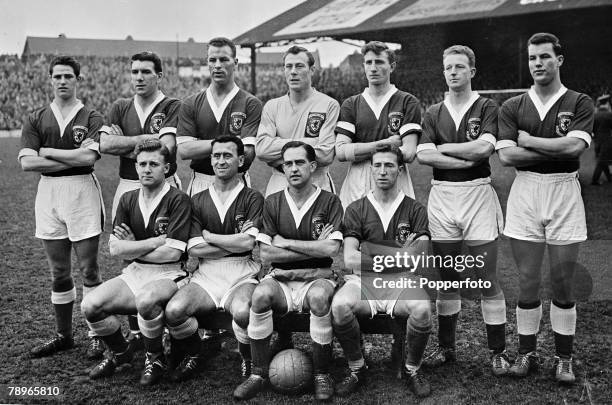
[281,141,316,162]
[596,94,610,107]
[527,33,562,56]
[49,56,80,77]
[443,45,476,68]
[134,139,170,163]
[211,135,245,156]
[283,45,315,67]
[131,51,163,73]
[361,41,396,65]
[373,145,404,166]
[208,37,237,58]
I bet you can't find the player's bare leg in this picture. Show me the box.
[135,279,180,386]
[548,243,579,384]
[81,277,137,379]
[224,283,257,378]
[424,241,462,367]
[165,283,215,381]
[234,278,287,400]
[30,239,76,358]
[303,279,336,401]
[470,239,509,375]
[509,239,545,377]
[73,236,105,359]
[332,281,372,396]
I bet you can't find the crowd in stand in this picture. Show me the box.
[1,53,609,130]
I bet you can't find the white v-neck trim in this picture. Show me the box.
[362,85,398,120]
[443,91,480,131]
[139,182,171,228]
[133,92,165,130]
[366,191,405,233]
[284,186,322,229]
[528,85,567,121]
[206,85,240,122]
[209,182,244,224]
[50,100,84,138]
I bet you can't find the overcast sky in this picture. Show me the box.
[0,0,360,66]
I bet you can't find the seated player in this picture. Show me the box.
[233,141,343,402]
[81,139,191,386]
[164,136,264,382]
[332,146,433,398]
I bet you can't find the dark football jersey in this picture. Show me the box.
[113,184,191,264]
[335,87,422,142]
[257,188,343,272]
[498,87,594,173]
[176,87,262,175]
[420,95,498,181]
[19,102,103,177]
[189,183,264,257]
[103,95,180,180]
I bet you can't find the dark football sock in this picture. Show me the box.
[405,318,431,369]
[485,323,506,353]
[238,342,251,361]
[54,302,74,338]
[312,342,332,374]
[554,333,574,358]
[438,313,458,349]
[103,328,129,353]
[333,315,363,363]
[143,335,163,354]
[250,336,272,378]
[128,315,140,334]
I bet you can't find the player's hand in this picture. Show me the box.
[80,138,95,149]
[109,124,124,137]
[272,235,289,249]
[377,135,402,149]
[517,130,531,147]
[202,229,212,242]
[113,223,135,240]
[38,147,52,158]
[317,223,334,240]
[240,220,254,233]
[402,232,418,248]
[154,234,167,247]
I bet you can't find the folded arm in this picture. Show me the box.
[437,138,495,161]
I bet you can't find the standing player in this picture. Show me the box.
[233,141,343,402]
[164,136,263,382]
[332,146,433,398]
[19,56,105,359]
[256,45,339,196]
[81,139,191,386]
[177,37,262,196]
[335,41,421,208]
[591,94,612,185]
[99,51,181,347]
[416,45,508,375]
[496,33,594,384]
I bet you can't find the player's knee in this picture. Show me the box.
[79,262,101,285]
[306,286,332,316]
[164,299,187,326]
[331,294,354,324]
[80,294,102,321]
[135,290,160,318]
[409,300,432,323]
[250,284,275,310]
[52,274,74,292]
[232,307,250,329]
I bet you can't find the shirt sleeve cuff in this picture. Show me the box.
[256,233,272,245]
[399,123,422,137]
[159,127,177,137]
[328,231,343,241]
[99,125,112,134]
[17,148,38,160]
[495,139,517,150]
[336,121,355,134]
[176,136,198,145]
[165,238,187,252]
[242,136,256,147]
[245,227,259,237]
[187,236,205,251]
[567,130,592,147]
[416,143,436,153]
[109,234,118,242]
[478,133,497,146]
[85,141,100,153]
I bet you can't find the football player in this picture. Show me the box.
[164,136,264,382]
[335,41,421,208]
[81,139,191,386]
[19,56,105,359]
[591,94,612,185]
[333,145,433,398]
[496,33,594,384]
[416,45,508,375]
[233,141,343,402]
[99,51,181,353]
[256,45,339,196]
[177,37,262,196]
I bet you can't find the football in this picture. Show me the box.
[268,348,313,395]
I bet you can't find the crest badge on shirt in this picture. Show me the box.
[230,112,246,135]
[305,112,326,137]
[311,214,326,240]
[154,216,169,236]
[395,222,412,245]
[150,113,166,133]
[387,112,404,135]
[555,112,574,136]
[234,213,246,234]
[72,125,88,146]
[466,118,482,141]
